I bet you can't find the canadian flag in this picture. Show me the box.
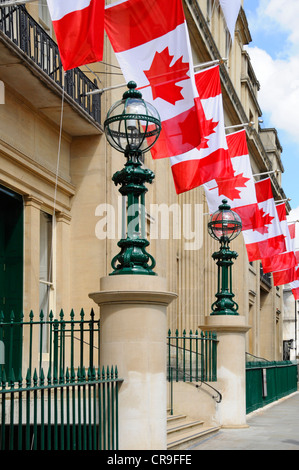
[46,0,105,71]
[271,220,299,287]
[204,129,262,230]
[242,178,286,262]
[273,266,299,287]
[261,203,297,274]
[170,65,233,194]
[104,0,206,159]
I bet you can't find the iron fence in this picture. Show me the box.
[0,309,121,450]
[246,360,298,414]
[0,365,121,450]
[0,309,100,379]
[167,329,218,383]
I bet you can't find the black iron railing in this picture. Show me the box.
[0,4,101,125]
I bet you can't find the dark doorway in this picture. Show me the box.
[0,186,23,375]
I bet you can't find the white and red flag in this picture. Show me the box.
[170,65,233,194]
[261,203,297,274]
[273,266,299,287]
[242,178,286,262]
[46,0,105,71]
[203,129,263,230]
[104,0,207,160]
[219,0,241,40]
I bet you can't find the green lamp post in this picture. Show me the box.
[104,81,161,275]
[208,199,242,315]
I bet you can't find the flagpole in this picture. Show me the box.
[253,170,281,178]
[275,198,291,204]
[194,58,228,69]
[225,122,254,130]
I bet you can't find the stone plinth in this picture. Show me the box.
[89,275,177,450]
[200,315,251,428]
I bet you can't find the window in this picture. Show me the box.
[207,0,213,24]
[39,211,53,353]
[39,0,52,32]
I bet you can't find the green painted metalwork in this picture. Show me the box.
[0,309,100,377]
[208,200,242,315]
[110,153,157,275]
[0,365,122,450]
[246,361,298,414]
[104,82,161,276]
[0,309,122,450]
[167,329,217,384]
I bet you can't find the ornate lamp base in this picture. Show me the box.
[110,237,156,276]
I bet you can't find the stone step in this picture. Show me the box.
[167,417,205,436]
[167,412,220,450]
[167,424,221,450]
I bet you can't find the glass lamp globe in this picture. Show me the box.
[104,81,161,156]
[208,200,242,243]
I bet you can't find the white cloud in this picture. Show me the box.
[262,0,299,45]
[246,47,299,143]
[245,0,299,144]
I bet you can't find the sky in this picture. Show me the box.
[243,0,299,226]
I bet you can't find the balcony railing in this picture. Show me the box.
[0,4,101,125]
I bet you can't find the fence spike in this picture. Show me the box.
[26,368,31,387]
[40,368,45,386]
[33,369,38,386]
[47,367,52,385]
[17,368,22,385]
[1,368,7,388]
[71,366,76,382]
[10,368,15,388]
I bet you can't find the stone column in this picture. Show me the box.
[23,195,42,318]
[55,211,71,313]
[200,315,251,428]
[89,274,177,450]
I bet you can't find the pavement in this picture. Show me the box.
[188,391,299,451]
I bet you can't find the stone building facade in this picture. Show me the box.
[0,0,289,374]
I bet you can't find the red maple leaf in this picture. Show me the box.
[197,117,219,150]
[211,172,250,200]
[253,208,274,234]
[144,47,190,105]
